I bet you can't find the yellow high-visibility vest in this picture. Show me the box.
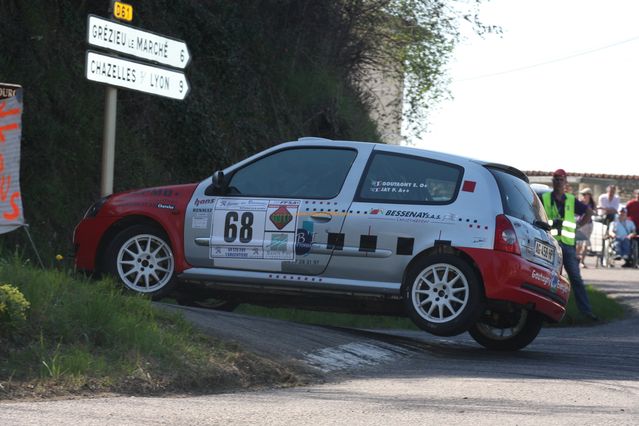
[542,191,577,245]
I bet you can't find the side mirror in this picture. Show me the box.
[204,170,228,196]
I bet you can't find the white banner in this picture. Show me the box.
[0,84,24,233]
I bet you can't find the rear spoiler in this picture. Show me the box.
[482,162,529,183]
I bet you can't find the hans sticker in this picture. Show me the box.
[194,198,215,207]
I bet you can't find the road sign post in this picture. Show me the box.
[101,86,117,196]
[87,2,190,196]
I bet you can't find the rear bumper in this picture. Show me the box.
[460,248,570,322]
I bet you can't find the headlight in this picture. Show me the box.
[83,196,110,218]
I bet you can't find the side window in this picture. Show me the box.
[228,148,357,199]
[358,152,462,204]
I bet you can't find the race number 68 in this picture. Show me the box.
[224,212,254,243]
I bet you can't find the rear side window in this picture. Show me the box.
[489,168,547,223]
[357,152,462,204]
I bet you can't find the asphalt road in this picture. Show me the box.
[2,257,639,424]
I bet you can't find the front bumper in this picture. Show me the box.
[73,216,120,271]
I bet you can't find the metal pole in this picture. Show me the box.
[100,86,117,196]
[100,0,118,197]
[22,224,44,269]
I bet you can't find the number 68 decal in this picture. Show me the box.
[224,212,254,243]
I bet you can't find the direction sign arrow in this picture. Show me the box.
[87,15,190,69]
[85,51,190,100]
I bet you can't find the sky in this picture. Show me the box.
[410,0,639,176]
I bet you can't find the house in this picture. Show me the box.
[527,171,639,204]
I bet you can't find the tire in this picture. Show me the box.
[103,224,177,300]
[468,308,543,351]
[403,254,483,337]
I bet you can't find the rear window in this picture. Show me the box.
[489,168,547,224]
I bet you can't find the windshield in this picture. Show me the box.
[488,167,548,224]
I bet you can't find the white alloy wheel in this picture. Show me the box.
[116,233,175,293]
[411,263,470,323]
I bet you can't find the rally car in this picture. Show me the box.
[74,137,570,350]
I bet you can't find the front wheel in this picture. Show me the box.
[468,308,543,351]
[103,225,177,299]
[403,254,483,337]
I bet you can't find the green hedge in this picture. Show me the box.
[0,1,380,262]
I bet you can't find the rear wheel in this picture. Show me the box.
[403,254,482,337]
[104,224,177,299]
[468,308,543,351]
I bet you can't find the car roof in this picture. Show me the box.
[294,137,528,182]
[296,136,480,163]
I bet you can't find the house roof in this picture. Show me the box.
[525,171,639,181]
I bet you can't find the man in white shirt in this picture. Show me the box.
[598,185,620,224]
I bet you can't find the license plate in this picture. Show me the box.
[535,240,555,262]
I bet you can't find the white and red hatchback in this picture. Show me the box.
[75,137,569,350]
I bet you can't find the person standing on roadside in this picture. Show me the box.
[626,189,639,232]
[626,189,639,266]
[598,184,620,225]
[542,169,598,321]
[576,188,596,268]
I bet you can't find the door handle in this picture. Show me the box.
[310,213,332,222]
[195,238,210,246]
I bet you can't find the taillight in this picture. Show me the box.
[494,214,521,255]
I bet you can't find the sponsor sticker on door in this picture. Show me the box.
[210,198,299,260]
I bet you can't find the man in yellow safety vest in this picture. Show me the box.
[542,169,598,321]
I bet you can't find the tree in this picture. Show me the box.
[339,0,499,137]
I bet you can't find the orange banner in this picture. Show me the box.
[0,83,24,233]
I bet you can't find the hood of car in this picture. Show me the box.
[100,183,198,216]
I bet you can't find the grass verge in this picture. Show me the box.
[0,259,303,400]
[558,284,627,325]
